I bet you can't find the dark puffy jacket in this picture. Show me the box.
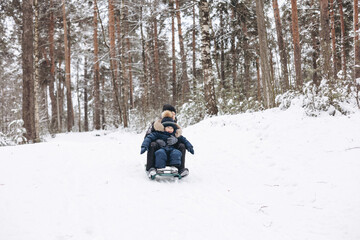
[141,131,193,152]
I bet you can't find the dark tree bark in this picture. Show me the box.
[338,0,347,79]
[291,0,303,88]
[34,0,40,141]
[272,0,289,91]
[192,1,197,90]
[140,2,149,109]
[49,0,58,132]
[330,0,337,79]
[319,0,332,80]
[170,0,177,105]
[256,0,275,108]
[84,57,89,132]
[22,0,35,141]
[62,0,74,132]
[199,0,218,116]
[354,0,360,81]
[175,0,190,102]
[93,0,101,130]
[109,0,123,125]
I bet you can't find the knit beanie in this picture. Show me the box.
[162,104,176,114]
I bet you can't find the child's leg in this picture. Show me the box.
[154,149,167,168]
[169,149,182,166]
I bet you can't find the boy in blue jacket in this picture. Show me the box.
[141,110,194,177]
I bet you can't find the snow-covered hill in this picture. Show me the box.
[1,107,360,240]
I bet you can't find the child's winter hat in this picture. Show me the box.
[162,104,176,114]
[161,110,177,129]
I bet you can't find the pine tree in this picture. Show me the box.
[62,0,74,132]
[291,0,303,88]
[256,0,275,108]
[199,0,218,116]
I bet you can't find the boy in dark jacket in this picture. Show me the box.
[141,110,194,178]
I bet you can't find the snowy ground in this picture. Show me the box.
[1,107,360,240]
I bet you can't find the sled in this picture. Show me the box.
[150,166,182,180]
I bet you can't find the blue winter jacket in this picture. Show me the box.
[141,131,193,152]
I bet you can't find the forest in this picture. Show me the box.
[1,0,360,144]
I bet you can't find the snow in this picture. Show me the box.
[1,107,360,240]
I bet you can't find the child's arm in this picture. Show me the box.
[141,132,158,154]
[178,136,194,154]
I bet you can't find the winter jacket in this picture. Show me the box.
[141,130,193,152]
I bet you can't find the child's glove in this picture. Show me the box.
[140,146,148,154]
[185,142,194,154]
[187,146,194,155]
[167,136,178,146]
[156,139,166,148]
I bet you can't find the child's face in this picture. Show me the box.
[165,126,174,133]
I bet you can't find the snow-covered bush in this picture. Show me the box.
[7,120,27,144]
[0,132,12,146]
[276,80,358,116]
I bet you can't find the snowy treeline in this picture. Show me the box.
[0,0,360,144]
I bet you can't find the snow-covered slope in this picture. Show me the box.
[1,107,360,240]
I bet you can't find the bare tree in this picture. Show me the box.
[338,0,347,79]
[48,0,58,132]
[256,0,275,108]
[93,0,101,130]
[319,0,332,80]
[175,0,190,102]
[354,0,360,81]
[34,0,40,141]
[291,0,302,88]
[330,0,337,79]
[272,0,289,91]
[199,0,218,116]
[62,0,74,132]
[22,0,35,141]
[170,0,177,105]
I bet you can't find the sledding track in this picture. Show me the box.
[1,109,360,240]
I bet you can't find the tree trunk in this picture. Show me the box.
[153,2,161,107]
[109,0,122,125]
[220,11,226,90]
[330,0,337,79]
[241,16,251,99]
[124,3,134,109]
[319,0,332,81]
[272,0,289,91]
[93,0,101,130]
[62,0,74,132]
[170,0,177,105]
[175,0,190,102]
[120,0,129,127]
[34,0,40,142]
[199,0,218,116]
[256,0,275,108]
[84,57,89,132]
[140,2,149,109]
[256,57,261,102]
[338,0,347,79]
[76,60,81,132]
[354,0,360,81]
[291,0,303,88]
[230,4,237,92]
[22,0,35,141]
[192,1,197,90]
[49,0,58,133]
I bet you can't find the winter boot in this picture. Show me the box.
[179,168,189,177]
[147,168,157,179]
